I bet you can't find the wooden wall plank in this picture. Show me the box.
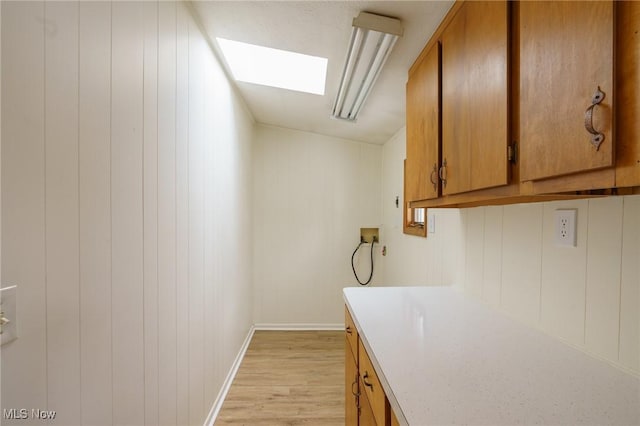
[78,2,113,424]
[482,206,503,308]
[157,2,178,424]
[203,43,217,412]
[143,2,160,424]
[210,49,229,403]
[464,207,485,298]
[175,4,190,424]
[500,203,543,327]
[2,3,256,425]
[540,200,589,346]
[619,195,640,373]
[585,197,623,362]
[188,18,206,424]
[442,209,463,287]
[0,0,2,414]
[111,3,145,424]
[1,1,48,416]
[44,3,81,424]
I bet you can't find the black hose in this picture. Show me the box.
[351,239,376,285]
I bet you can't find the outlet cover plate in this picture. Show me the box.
[555,209,577,247]
[1,285,18,346]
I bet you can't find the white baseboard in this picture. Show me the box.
[203,325,255,426]
[254,323,344,331]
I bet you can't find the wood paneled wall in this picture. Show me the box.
[252,124,383,325]
[0,2,3,418]
[459,197,640,375]
[1,2,254,425]
[382,126,639,376]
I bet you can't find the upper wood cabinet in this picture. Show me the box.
[406,42,440,202]
[441,0,509,195]
[520,1,614,182]
[616,1,640,188]
[404,0,639,212]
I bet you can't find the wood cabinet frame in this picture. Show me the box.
[403,161,427,237]
[404,0,640,215]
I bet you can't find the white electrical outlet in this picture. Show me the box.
[555,209,577,247]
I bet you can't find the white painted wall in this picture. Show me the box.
[1,2,254,425]
[380,127,462,286]
[381,127,640,376]
[0,3,3,423]
[252,124,382,326]
[2,2,635,423]
[458,197,640,375]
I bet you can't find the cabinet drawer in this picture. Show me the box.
[358,338,389,426]
[345,306,358,359]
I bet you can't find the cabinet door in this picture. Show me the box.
[616,1,640,187]
[359,377,378,426]
[406,42,440,202]
[345,347,358,426]
[345,306,358,359]
[358,339,389,426]
[441,0,509,195]
[520,1,613,181]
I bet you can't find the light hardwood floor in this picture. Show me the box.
[214,330,345,426]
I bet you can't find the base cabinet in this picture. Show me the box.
[358,338,390,425]
[346,345,359,425]
[345,306,397,426]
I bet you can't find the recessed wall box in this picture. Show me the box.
[360,228,379,244]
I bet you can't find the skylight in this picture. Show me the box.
[216,38,328,95]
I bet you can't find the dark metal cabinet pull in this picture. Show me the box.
[345,325,352,335]
[362,372,373,389]
[439,159,448,188]
[429,163,438,191]
[584,86,605,150]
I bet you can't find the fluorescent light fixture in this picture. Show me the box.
[332,12,403,122]
[216,38,328,95]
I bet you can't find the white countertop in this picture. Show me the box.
[343,286,640,426]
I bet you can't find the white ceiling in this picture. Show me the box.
[191,1,454,145]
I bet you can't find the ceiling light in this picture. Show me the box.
[332,12,403,122]
[216,38,328,95]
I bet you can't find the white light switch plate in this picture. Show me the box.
[428,213,436,234]
[1,285,18,346]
